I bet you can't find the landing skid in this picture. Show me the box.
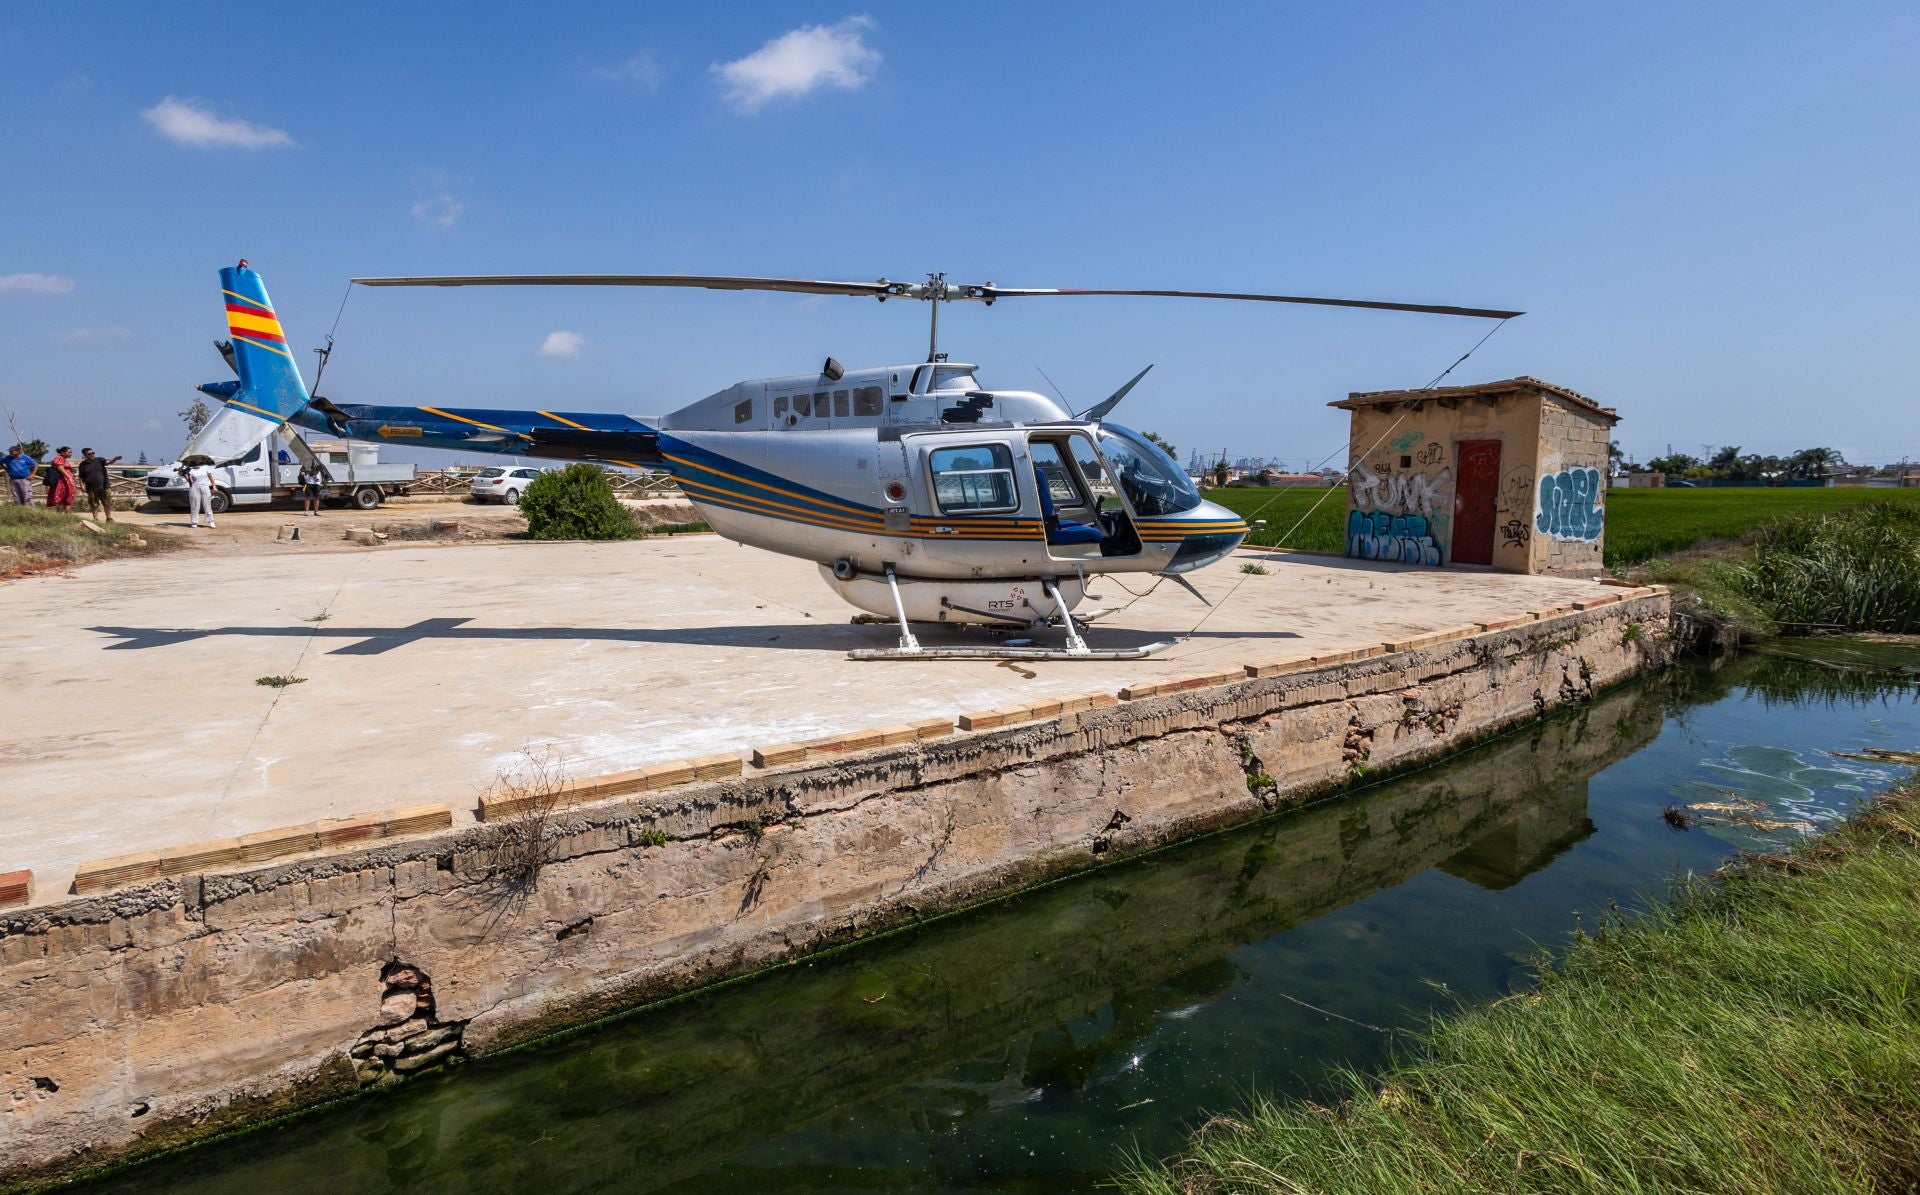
[850,642,1170,662]
[848,570,1157,661]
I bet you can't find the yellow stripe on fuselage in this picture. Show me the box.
[680,480,883,534]
[663,453,877,520]
[417,406,523,437]
[536,410,592,430]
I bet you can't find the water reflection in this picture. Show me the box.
[77,647,1918,1195]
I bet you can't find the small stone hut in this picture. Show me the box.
[1328,376,1619,577]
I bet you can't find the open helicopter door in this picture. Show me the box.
[1028,430,1143,562]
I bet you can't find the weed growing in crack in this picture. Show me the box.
[462,747,568,898]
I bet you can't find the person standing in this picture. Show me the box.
[185,459,217,528]
[47,447,76,514]
[77,448,121,522]
[300,462,324,516]
[4,445,36,506]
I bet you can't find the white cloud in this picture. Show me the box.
[51,326,131,342]
[713,16,880,113]
[141,96,293,149]
[539,331,585,358]
[411,192,464,228]
[594,49,663,90]
[0,273,76,294]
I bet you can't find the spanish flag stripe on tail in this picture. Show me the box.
[227,313,287,341]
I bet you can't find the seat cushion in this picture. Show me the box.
[1047,519,1105,545]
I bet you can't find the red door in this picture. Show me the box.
[1451,440,1501,566]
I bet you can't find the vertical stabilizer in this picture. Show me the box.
[184,260,315,462]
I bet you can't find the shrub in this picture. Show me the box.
[517,463,642,541]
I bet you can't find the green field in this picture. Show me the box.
[1201,485,1350,553]
[1604,487,1920,565]
[1204,484,1920,568]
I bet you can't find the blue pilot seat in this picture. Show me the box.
[1035,465,1104,546]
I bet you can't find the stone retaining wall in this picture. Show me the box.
[0,592,1669,1188]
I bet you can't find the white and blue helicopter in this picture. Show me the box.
[192,262,1518,660]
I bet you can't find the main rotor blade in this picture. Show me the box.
[349,274,895,299]
[977,286,1522,320]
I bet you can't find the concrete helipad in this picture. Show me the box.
[0,535,1619,897]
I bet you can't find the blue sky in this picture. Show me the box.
[2,3,1916,467]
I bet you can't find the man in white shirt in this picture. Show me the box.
[185,461,217,528]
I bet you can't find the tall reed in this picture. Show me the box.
[1736,501,1920,632]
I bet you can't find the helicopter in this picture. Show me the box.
[191,262,1519,660]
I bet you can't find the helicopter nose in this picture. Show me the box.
[1162,499,1249,574]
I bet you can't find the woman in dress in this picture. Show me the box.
[47,447,76,513]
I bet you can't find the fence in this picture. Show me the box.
[405,468,683,499]
[90,466,682,505]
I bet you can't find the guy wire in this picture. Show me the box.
[1179,317,1512,639]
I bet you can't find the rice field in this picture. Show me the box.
[1203,484,1920,568]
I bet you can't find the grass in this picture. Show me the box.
[0,504,181,574]
[1124,779,1920,1195]
[254,675,306,688]
[1203,486,1349,553]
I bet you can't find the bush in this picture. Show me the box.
[517,463,642,541]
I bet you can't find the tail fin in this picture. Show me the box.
[184,260,315,462]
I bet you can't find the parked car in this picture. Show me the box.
[1665,478,1697,488]
[470,466,548,504]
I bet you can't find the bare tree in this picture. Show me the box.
[179,397,212,437]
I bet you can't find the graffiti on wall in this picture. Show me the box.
[1416,441,1445,466]
[1348,510,1442,565]
[1500,518,1530,549]
[1535,467,1604,541]
[1500,468,1536,516]
[1352,462,1452,517]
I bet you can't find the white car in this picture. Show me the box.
[470,466,547,504]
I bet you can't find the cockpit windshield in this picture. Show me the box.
[930,366,980,392]
[1096,423,1202,515]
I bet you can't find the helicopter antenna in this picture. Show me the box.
[1034,365,1068,404]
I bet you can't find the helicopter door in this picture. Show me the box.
[1057,431,1142,557]
[1028,437,1111,559]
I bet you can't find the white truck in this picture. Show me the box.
[146,425,415,514]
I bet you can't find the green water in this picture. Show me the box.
[78,643,1920,1194]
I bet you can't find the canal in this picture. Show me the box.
[79,642,1920,1193]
